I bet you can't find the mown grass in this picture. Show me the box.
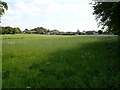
[2,34,120,88]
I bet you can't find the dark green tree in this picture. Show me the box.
[0,0,8,17]
[1,26,22,34]
[76,30,81,35]
[51,29,59,32]
[8,27,13,34]
[13,28,19,34]
[98,30,103,34]
[0,26,2,34]
[16,27,21,33]
[24,29,30,34]
[47,29,50,32]
[91,1,120,35]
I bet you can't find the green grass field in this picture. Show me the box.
[2,34,120,88]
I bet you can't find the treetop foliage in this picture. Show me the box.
[0,0,8,17]
[1,26,22,34]
[91,1,120,35]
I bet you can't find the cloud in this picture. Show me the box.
[32,0,63,13]
[13,1,42,16]
[1,0,101,31]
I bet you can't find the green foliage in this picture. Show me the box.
[98,30,103,34]
[0,0,8,17]
[2,35,119,88]
[24,27,60,34]
[76,30,81,35]
[1,26,22,34]
[30,27,49,34]
[51,29,59,32]
[91,1,120,35]
[23,29,30,34]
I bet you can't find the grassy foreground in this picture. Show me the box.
[2,34,120,88]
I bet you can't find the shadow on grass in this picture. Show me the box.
[3,36,120,88]
[25,37,119,88]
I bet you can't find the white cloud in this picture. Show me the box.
[14,1,42,16]
[1,0,101,31]
[32,0,63,13]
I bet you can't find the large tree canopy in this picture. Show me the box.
[91,1,120,35]
[0,26,22,34]
[0,0,8,17]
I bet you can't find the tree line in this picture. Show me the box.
[0,26,110,35]
[23,27,59,34]
[0,26,22,34]
[0,26,60,34]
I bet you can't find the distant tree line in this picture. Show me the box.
[0,26,22,34]
[1,26,111,35]
[23,27,59,34]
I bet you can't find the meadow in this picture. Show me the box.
[2,34,120,88]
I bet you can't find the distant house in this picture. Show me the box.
[58,32,64,35]
[29,31,37,34]
[47,32,59,35]
[86,31,98,35]
[46,32,50,35]
[69,32,76,35]
[80,32,85,35]
[103,31,109,35]
[93,31,98,35]
[81,31,86,35]
[86,31,94,35]
[46,32,76,35]
[62,32,76,35]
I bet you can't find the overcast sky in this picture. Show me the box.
[1,0,101,31]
